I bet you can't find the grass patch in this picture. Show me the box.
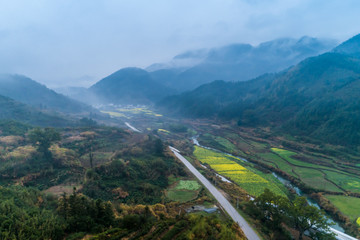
[175,180,201,191]
[166,189,198,203]
[166,180,201,202]
[325,195,360,221]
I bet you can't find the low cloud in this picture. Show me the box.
[0,0,359,87]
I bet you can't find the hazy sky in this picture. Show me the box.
[0,0,359,88]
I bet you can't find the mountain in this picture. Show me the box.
[149,36,337,91]
[333,33,360,58]
[0,74,94,114]
[146,48,209,72]
[158,35,360,146]
[89,67,176,105]
[0,94,71,127]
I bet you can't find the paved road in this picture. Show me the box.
[125,122,141,132]
[330,228,358,240]
[169,146,261,240]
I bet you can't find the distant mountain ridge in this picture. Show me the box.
[60,36,336,106]
[0,74,94,114]
[158,34,360,146]
[148,36,337,91]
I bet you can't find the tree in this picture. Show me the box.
[253,188,288,231]
[247,190,335,240]
[284,196,334,240]
[154,138,164,156]
[28,128,61,160]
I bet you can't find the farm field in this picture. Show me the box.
[166,179,202,203]
[197,131,360,194]
[271,148,336,171]
[325,195,360,221]
[199,133,238,153]
[193,146,286,197]
[269,147,360,192]
[257,152,298,177]
[175,180,201,191]
[101,107,163,120]
[323,171,360,193]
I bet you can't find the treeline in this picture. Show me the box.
[58,190,114,233]
[92,212,244,240]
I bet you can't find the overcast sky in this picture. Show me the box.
[0,0,359,88]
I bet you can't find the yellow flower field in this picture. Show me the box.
[211,164,245,172]
[194,146,286,196]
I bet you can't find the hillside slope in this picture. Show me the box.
[89,67,176,105]
[0,94,71,127]
[159,35,360,146]
[0,74,94,114]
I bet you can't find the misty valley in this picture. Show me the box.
[1,22,360,240]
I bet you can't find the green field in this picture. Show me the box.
[323,171,360,193]
[258,152,299,177]
[175,180,201,191]
[166,189,199,203]
[263,148,360,192]
[199,133,238,153]
[193,146,286,197]
[101,107,163,119]
[325,195,360,221]
[166,180,201,202]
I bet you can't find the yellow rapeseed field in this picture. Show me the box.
[211,164,245,172]
[194,146,286,196]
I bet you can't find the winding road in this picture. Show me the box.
[169,146,261,240]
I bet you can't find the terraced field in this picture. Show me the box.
[270,147,360,193]
[193,146,286,197]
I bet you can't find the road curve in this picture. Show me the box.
[169,146,261,240]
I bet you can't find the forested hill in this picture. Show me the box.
[0,74,94,114]
[0,94,71,127]
[89,67,176,105]
[159,34,360,146]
